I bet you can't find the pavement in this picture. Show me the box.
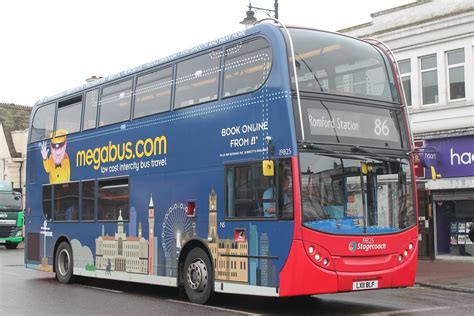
[416,259,474,293]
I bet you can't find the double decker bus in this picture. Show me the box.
[25,21,417,304]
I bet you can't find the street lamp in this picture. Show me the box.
[240,1,279,26]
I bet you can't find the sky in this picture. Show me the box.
[1,0,414,106]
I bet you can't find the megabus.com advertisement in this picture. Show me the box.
[76,135,168,174]
[39,127,170,185]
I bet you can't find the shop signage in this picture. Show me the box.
[424,135,474,178]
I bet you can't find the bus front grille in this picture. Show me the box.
[0,225,15,238]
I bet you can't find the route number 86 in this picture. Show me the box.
[374,119,389,136]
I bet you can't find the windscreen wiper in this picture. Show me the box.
[350,146,403,163]
[300,142,359,159]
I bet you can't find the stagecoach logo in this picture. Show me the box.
[348,241,357,252]
[0,212,7,218]
[348,239,387,252]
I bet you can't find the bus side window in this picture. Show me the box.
[83,89,99,131]
[223,37,272,98]
[98,178,129,221]
[53,182,79,221]
[134,66,173,119]
[30,103,56,143]
[99,80,133,127]
[174,50,220,109]
[56,96,82,134]
[42,185,52,221]
[226,163,275,219]
[82,180,95,221]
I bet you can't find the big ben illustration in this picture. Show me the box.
[207,188,248,283]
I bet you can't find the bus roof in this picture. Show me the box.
[33,24,284,107]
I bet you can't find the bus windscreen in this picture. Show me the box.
[288,28,399,104]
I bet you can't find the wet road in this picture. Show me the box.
[1,246,473,315]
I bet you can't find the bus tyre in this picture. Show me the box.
[183,248,213,304]
[5,243,18,250]
[55,241,75,284]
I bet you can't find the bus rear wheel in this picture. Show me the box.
[183,248,213,304]
[55,241,75,284]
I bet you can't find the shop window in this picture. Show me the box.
[398,59,412,106]
[447,49,465,101]
[82,180,95,221]
[83,89,99,130]
[174,51,220,109]
[99,79,133,126]
[30,103,56,143]
[223,37,272,97]
[134,66,173,118]
[420,54,438,105]
[98,178,129,221]
[436,200,474,257]
[56,96,82,134]
[226,159,293,219]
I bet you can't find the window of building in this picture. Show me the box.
[134,66,173,118]
[174,51,220,109]
[98,178,129,221]
[447,49,465,101]
[56,96,82,134]
[42,185,52,220]
[99,79,133,127]
[82,180,95,221]
[226,159,293,219]
[83,89,99,130]
[30,103,56,143]
[398,60,412,106]
[420,55,438,105]
[223,37,272,98]
[54,182,79,221]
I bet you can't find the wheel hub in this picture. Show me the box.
[186,258,208,292]
[58,249,70,276]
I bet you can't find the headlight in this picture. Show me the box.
[15,230,23,237]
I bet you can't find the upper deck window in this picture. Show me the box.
[223,37,272,98]
[134,66,173,118]
[56,96,82,134]
[30,103,56,142]
[99,79,133,127]
[174,50,220,109]
[287,28,398,103]
[83,89,99,130]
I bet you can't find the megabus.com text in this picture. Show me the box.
[76,136,167,170]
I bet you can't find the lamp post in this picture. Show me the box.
[240,0,279,26]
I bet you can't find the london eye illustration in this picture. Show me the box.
[161,203,192,259]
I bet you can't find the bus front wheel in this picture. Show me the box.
[183,247,213,304]
[55,241,75,284]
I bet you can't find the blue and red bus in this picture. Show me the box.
[25,22,417,304]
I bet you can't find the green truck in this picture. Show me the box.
[0,181,23,249]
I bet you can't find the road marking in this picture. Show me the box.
[81,285,123,294]
[361,303,474,315]
[166,299,261,315]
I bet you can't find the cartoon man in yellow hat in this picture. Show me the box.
[41,129,70,184]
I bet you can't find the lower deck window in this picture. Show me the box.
[226,159,293,219]
[98,178,129,221]
[54,182,79,221]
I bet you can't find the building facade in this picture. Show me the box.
[340,0,474,260]
[0,103,31,199]
[95,211,149,274]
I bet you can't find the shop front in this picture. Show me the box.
[421,135,474,260]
